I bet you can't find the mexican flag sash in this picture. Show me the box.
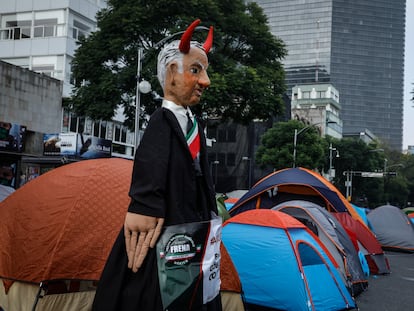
[186,117,200,160]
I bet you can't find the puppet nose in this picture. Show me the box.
[198,70,210,88]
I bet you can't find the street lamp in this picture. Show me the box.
[328,143,339,182]
[292,123,322,168]
[134,47,152,148]
[242,156,252,189]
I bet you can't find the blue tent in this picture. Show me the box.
[222,209,356,310]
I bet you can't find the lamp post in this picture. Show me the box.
[242,156,252,189]
[292,122,322,168]
[134,47,150,148]
[328,143,339,182]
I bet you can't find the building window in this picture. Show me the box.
[227,153,236,166]
[316,91,325,98]
[4,20,31,40]
[100,121,107,139]
[34,18,58,37]
[217,153,226,167]
[227,127,236,142]
[303,91,311,99]
[114,124,121,141]
[69,115,78,132]
[72,20,90,40]
[31,65,55,77]
[92,121,98,136]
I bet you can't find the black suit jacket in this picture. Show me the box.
[92,107,220,311]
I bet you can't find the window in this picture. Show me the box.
[5,20,31,39]
[121,127,127,142]
[31,65,55,77]
[72,20,90,40]
[70,115,78,132]
[93,121,100,137]
[100,121,107,139]
[34,18,58,37]
[227,127,236,142]
[217,153,226,167]
[227,153,236,166]
[114,124,121,141]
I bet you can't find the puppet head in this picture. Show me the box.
[157,19,213,89]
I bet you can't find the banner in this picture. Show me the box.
[43,133,111,158]
[156,216,222,311]
[0,121,26,152]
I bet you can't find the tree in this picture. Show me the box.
[70,0,287,129]
[255,120,327,171]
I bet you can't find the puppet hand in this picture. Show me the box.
[124,212,165,272]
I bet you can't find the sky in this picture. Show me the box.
[403,0,414,150]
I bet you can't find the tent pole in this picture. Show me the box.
[31,282,45,311]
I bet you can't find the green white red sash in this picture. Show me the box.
[186,118,200,160]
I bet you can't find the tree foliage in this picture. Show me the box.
[70,0,287,129]
[255,120,327,171]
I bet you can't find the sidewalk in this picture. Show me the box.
[355,252,414,310]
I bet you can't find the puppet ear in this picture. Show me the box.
[179,19,201,53]
[203,26,214,53]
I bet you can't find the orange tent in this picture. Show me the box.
[0,158,132,287]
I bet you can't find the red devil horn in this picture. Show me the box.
[203,26,214,53]
[179,19,201,53]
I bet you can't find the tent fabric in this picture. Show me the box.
[0,280,95,311]
[222,209,356,311]
[229,167,365,227]
[219,243,242,293]
[273,200,368,296]
[367,205,414,252]
[0,158,133,284]
[351,204,371,228]
[408,213,414,225]
[402,207,414,215]
[333,212,390,275]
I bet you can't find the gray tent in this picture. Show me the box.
[273,200,368,296]
[367,205,414,253]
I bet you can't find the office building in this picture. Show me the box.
[291,83,343,139]
[0,0,107,98]
[252,0,406,150]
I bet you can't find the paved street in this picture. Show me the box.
[355,252,414,310]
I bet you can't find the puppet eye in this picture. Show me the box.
[189,67,200,74]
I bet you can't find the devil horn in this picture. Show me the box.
[203,26,214,53]
[179,19,201,53]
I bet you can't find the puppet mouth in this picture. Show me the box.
[195,89,203,97]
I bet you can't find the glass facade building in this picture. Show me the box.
[252,0,406,150]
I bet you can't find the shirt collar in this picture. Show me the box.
[162,99,193,118]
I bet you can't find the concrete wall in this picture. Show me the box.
[0,60,62,135]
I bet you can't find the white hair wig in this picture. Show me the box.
[157,40,204,89]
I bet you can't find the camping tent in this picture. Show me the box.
[0,158,133,310]
[273,200,368,296]
[229,167,366,227]
[333,213,390,275]
[222,209,356,311]
[367,205,414,253]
